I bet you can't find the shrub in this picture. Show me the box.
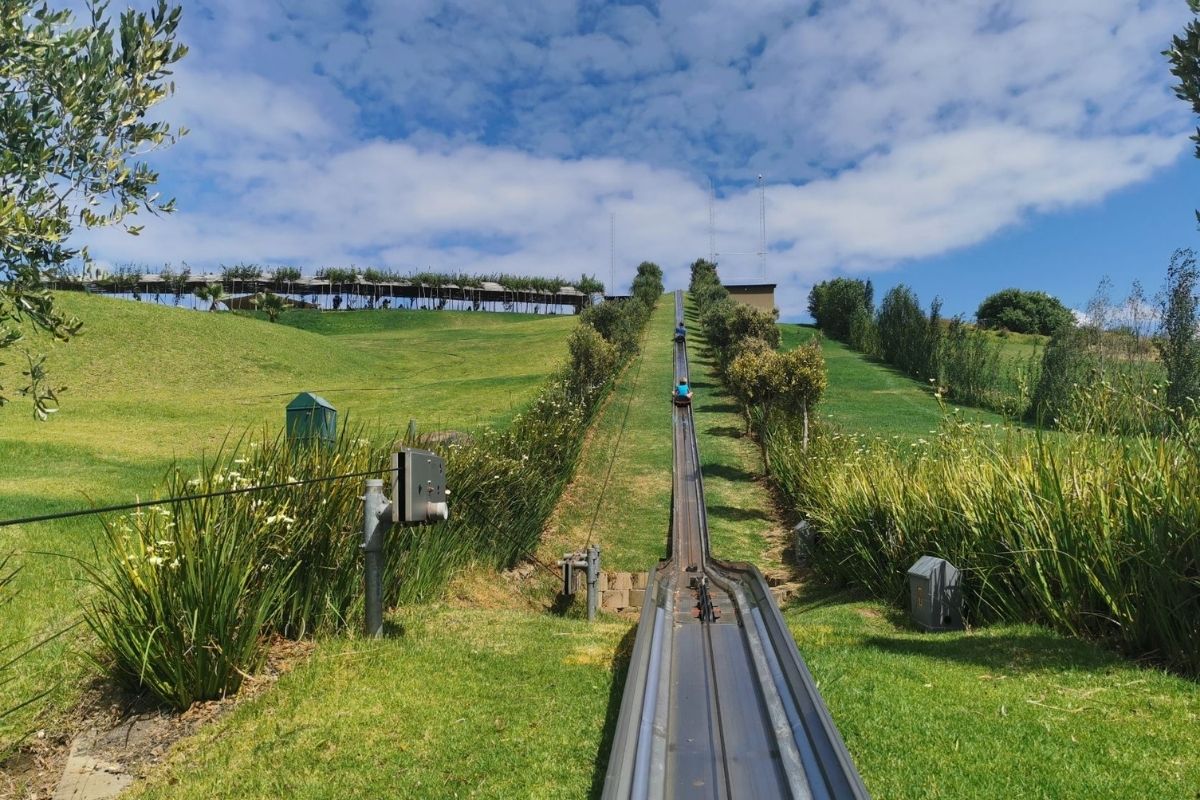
[580,301,639,357]
[1158,248,1200,414]
[941,317,1005,411]
[976,288,1074,335]
[566,325,619,398]
[848,304,879,356]
[807,278,873,341]
[876,285,929,377]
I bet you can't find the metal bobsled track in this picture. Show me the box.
[601,291,870,800]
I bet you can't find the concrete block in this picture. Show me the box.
[597,571,608,592]
[633,572,648,590]
[602,589,630,612]
[626,588,643,610]
[770,585,796,606]
[611,572,633,591]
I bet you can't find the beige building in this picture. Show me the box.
[723,283,776,313]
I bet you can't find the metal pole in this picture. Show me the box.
[586,545,600,622]
[363,479,387,637]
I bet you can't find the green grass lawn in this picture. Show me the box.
[0,294,574,748]
[780,323,1007,439]
[540,296,674,572]
[787,588,1200,799]
[128,607,634,800]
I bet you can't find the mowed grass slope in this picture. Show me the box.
[780,323,1006,439]
[541,295,674,572]
[0,294,574,747]
[2,295,574,509]
[129,608,632,800]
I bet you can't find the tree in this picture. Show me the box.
[1168,3,1200,224]
[1158,248,1200,414]
[726,343,780,467]
[725,337,774,434]
[774,342,827,450]
[255,292,286,323]
[1,0,187,418]
[807,278,873,341]
[194,283,223,312]
[727,339,827,468]
[702,300,780,372]
[877,285,928,376]
[976,288,1074,335]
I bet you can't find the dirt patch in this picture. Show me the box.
[444,561,559,613]
[0,637,314,800]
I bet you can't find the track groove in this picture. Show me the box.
[602,291,870,800]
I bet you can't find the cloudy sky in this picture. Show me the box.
[85,0,1200,320]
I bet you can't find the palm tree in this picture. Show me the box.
[256,292,286,322]
[195,283,223,311]
[192,284,209,310]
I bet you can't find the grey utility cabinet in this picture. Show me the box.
[906,556,963,631]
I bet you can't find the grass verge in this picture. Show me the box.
[126,607,636,800]
[786,587,1200,799]
[540,296,674,572]
[686,299,784,571]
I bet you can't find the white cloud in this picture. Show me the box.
[79,0,1196,320]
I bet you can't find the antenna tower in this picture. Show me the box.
[708,179,716,264]
[757,174,767,279]
[609,212,616,296]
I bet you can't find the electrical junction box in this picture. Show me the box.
[286,392,337,447]
[906,556,964,632]
[391,448,449,524]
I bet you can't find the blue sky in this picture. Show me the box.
[84,0,1200,321]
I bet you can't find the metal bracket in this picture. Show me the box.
[558,546,600,622]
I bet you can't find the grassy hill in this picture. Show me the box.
[780,323,1007,438]
[0,295,575,748]
[1,296,575,510]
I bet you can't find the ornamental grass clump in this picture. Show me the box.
[770,413,1200,676]
[84,429,401,709]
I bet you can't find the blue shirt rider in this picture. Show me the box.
[675,323,686,339]
[677,380,690,399]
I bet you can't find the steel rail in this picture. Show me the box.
[602,291,869,800]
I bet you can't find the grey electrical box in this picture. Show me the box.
[906,556,963,631]
[391,448,449,524]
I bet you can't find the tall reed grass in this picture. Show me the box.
[770,414,1200,675]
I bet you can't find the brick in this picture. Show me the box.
[633,572,648,590]
[611,572,633,591]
